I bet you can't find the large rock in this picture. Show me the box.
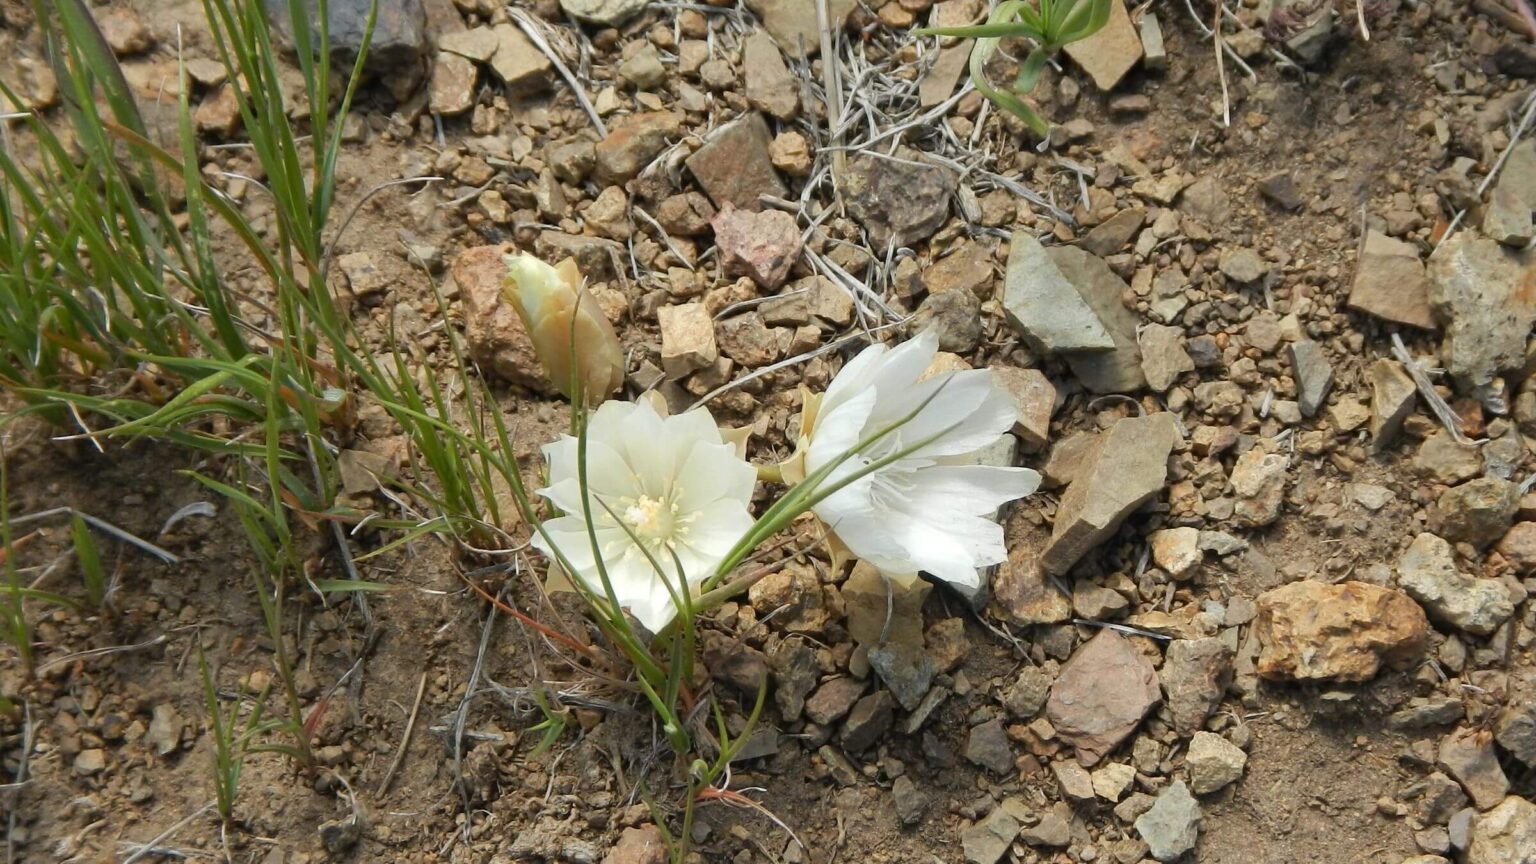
[1230,447,1288,528]
[685,112,786,211]
[1369,358,1417,452]
[1062,0,1143,92]
[1427,232,1536,389]
[742,30,799,120]
[711,204,802,289]
[1468,796,1536,864]
[1432,477,1519,548]
[1483,140,1536,246]
[1397,533,1515,637]
[744,0,857,57]
[1002,232,1115,353]
[1041,413,1181,575]
[560,0,648,25]
[842,154,956,249]
[993,547,1071,625]
[1289,340,1333,417]
[265,0,426,74]
[1046,630,1161,766]
[1254,580,1428,682]
[1348,230,1437,329]
[1049,246,1148,393]
[450,245,552,393]
[1162,638,1234,736]
[1440,729,1510,811]
[1186,731,1247,794]
[1134,780,1202,861]
[594,112,684,184]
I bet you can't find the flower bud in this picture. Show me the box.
[502,254,625,403]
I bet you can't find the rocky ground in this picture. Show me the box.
[3,0,1536,862]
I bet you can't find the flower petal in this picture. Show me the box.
[805,386,878,475]
[674,439,757,515]
[899,465,1042,517]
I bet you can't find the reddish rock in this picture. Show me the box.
[1254,580,1428,683]
[1495,521,1536,574]
[1046,630,1161,766]
[711,203,803,289]
[450,245,553,393]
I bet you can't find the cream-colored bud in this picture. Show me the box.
[502,254,625,403]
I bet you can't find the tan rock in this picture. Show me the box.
[657,303,717,379]
[1254,580,1428,682]
[428,51,477,116]
[1062,0,1142,92]
[989,367,1055,450]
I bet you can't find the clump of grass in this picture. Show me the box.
[917,0,1113,137]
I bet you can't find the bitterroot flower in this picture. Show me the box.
[793,330,1040,590]
[532,399,756,633]
[502,253,625,403]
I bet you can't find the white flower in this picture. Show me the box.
[533,399,757,633]
[799,330,1040,589]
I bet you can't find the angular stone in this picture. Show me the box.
[1162,638,1234,736]
[924,242,996,298]
[1427,232,1536,388]
[804,677,865,726]
[1003,666,1053,719]
[1254,580,1428,682]
[961,806,1021,864]
[1063,0,1143,92]
[770,641,818,722]
[1440,729,1510,811]
[1081,208,1146,258]
[1186,731,1246,795]
[428,52,477,115]
[657,302,717,379]
[1092,762,1136,801]
[603,825,665,864]
[98,8,155,56]
[1415,430,1483,485]
[712,204,802,289]
[919,45,971,108]
[486,23,552,93]
[1021,809,1072,847]
[743,30,799,120]
[1134,780,1202,862]
[1046,630,1161,766]
[1289,340,1333,417]
[1398,532,1515,637]
[1350,230,1437,329]
[1218,247,1268,283]
[993,547,1070,626]
[1149,527,1201,580]
[891,775,928,827]
[1231,447,1287,528]
[452,244,552,393]
[1494,705,1536,766]
[1483,140,1536,246]
[1003,233,1115,353]
[965,717,1015,774]
[1140,324,1194,393]
[843,154,956,249]
[437,26,499,61]
[686,112,786,211]
[1049,246,1148,393]
[1053,760,1096,803]
[618,44,666,90]
[1042,413,1180,575]
[1369,359,1418,452]
[1433,478,1519,549]
[1467,796,1536,864]
[266,0,426,74]
[990,367,1055,449]
[743,0,857,58]
[594,112,684,184]
[841,690,894,752]
[560,0,648,25]
[1140,12,1167,70]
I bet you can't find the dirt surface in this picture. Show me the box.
[4,0,1536,863]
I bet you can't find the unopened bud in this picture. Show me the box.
[502,254,625,403]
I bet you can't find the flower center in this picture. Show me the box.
[622,494,677,541]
